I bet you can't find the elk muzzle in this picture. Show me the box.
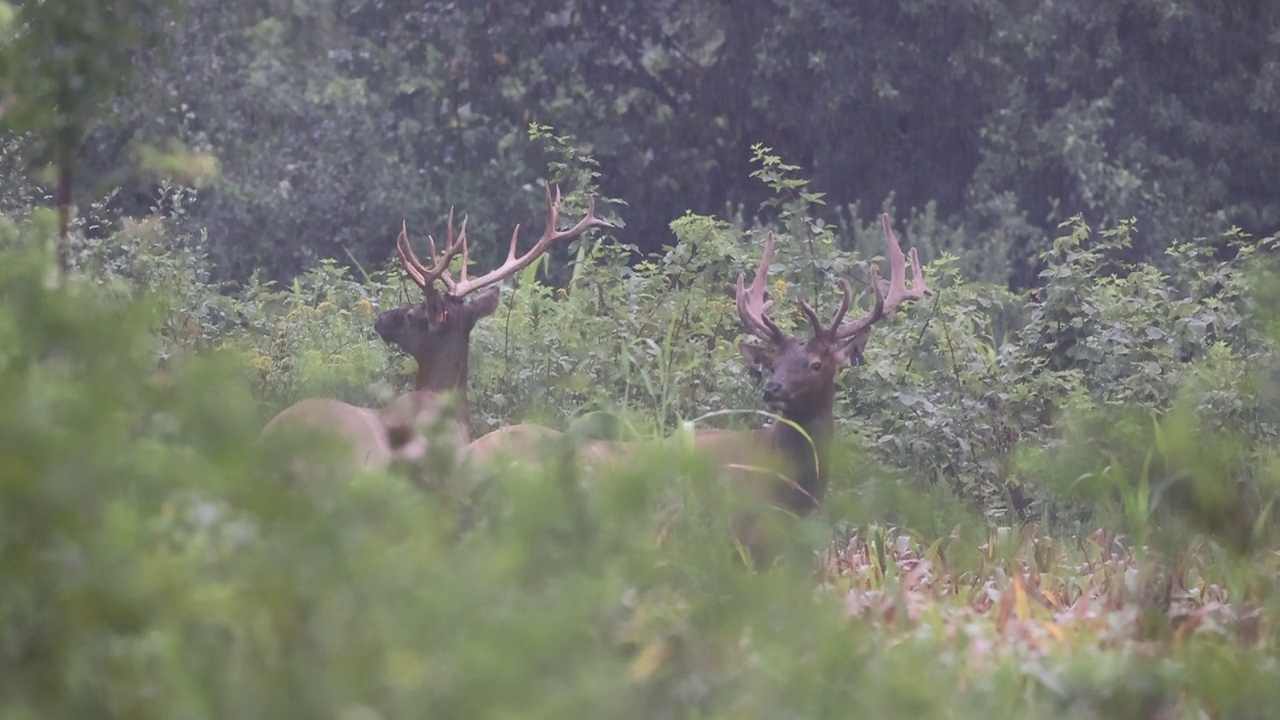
[373,307,406,341]
[762,380,785,409]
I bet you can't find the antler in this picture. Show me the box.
[735,232,789,345]
[833,213,929,341]
[796,277,855,340]
[395,208,469,291]
[441,184,614,298]
[394,186,613,297]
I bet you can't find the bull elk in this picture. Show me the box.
[690,214,928,556]
[463,215,929,511]
[263,186,614,479]
[465,215,929,561]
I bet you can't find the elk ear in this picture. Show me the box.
[405,303,433,327]
[464,287,501,324]
[738,341,775,380]
[834,330,872,368]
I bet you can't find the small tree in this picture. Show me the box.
[0,0,176,276]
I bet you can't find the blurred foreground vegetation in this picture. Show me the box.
[2,142,1280,715]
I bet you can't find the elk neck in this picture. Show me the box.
[412,323,474,426]
[763,394,835,512]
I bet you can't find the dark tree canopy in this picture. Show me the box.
[11,0,1280,288]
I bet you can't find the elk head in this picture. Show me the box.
[374,211,500,393]
[376,185,614,396]
[736,214,930,426]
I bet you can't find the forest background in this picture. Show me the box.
[10,0,1280,288]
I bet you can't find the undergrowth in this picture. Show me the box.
[1,145,1279,716]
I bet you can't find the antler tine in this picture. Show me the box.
[446,184,616,298]
[883,213,909,302]
[735,231,788,345]
[544,183,562,240]
[430,208,450,261]
[434,215,470,291]
[907,246,931,297]
[826,278,853,334]
[880,213,929,303]
[396,221,429,289]
[504,223,522,262]
[542,186,606,244]
[834,213,926,341]
[797,300,823,336]
[797,277,853,339]
[457,216,471,284]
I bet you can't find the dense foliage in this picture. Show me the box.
[4,0,1275,288]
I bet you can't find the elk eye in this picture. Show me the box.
[809,360,823,371]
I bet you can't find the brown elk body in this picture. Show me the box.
[261,389,463,477]
[263,186,613,478]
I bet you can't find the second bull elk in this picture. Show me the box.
[263,186,613,478]
[461,214,930,529]
[699,213,929,513]
[377,185,612,422]
[694,213,929,538]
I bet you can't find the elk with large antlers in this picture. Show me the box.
[460,214,930,553]
[696,213,930,516]
[263,186,614,480]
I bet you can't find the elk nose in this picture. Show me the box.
[762,381,783,401]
